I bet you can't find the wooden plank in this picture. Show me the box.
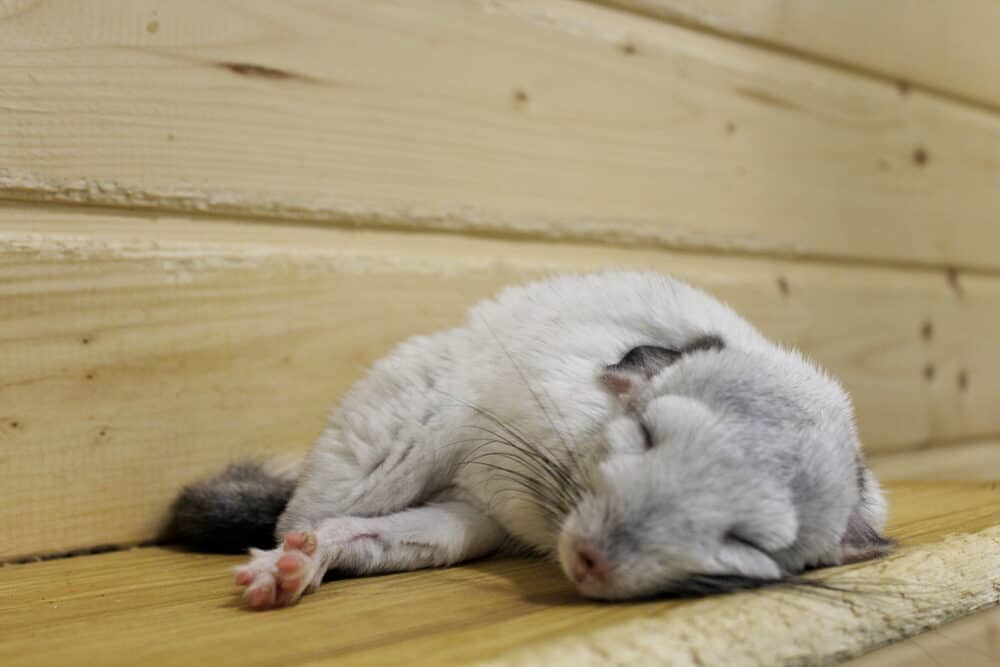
[2,0,1000,270]
[0,202,995,557]
[869,441,1000,482]
[2,204,998,558]
[844,605,1000,667]
[0,482,996,667]
[594,0,1000,111]
[0,206,1000,558]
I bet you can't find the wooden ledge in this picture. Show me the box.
[1,482,997,666]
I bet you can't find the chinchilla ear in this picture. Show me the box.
[600,345,680,401]
[599,367,647,400]
[839,509,896,564]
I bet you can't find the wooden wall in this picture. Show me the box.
[2,0,998,560]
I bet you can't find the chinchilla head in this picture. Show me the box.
[557,334,892,600]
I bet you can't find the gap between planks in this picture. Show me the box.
[2,203,996,559]
[585,0,1000,117]
[4,0,1000,272]
[2,196,999,282]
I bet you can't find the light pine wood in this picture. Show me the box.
[595,0,1000,110]
[870,441,1000,482]
[0,482,996,667]
[2,203,999,559]
[2,1,998,662]
[2,0,1000,270]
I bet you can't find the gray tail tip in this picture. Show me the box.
[159,460,297,554]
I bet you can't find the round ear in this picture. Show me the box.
[840,463,893,564]
[600,344,680,403]
[599,368,647,402]
[839,508,896,564]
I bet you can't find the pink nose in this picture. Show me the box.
[571,542,609,585]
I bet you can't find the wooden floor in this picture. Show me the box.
[1,482,997,667]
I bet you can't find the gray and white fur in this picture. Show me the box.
[167,271,892,609]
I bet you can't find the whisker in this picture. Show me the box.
[462,459,565,524]
[476,316,587,477]
[435,396,584,495]
[462,444,576,521]
[462,425,572,488]
[421,385,591,520]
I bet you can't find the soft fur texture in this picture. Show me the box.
[166,271,891,608]
[163,461,298,554]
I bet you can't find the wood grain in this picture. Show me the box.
[2,203,999,558]
[594,0,1000,110]
[0,482,996,667]
[2,0,1000,269]
[870,441,1000,482]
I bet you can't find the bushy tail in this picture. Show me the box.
[161,460,298,553]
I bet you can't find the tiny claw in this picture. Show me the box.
[283,530,317,555]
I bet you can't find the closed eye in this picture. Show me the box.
[638,421,655,449]
[724,530,771,557]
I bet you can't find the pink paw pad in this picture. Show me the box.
[233,533,322,610]
[247,581,276,610]
[276,552,308,590]
[234,570,255,586]
[283,530,317,555]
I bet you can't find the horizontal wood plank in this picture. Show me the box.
[869,441,1000,482]
[595,0,1000,111]
[0,482,996,667]
[2,204,998,557]
[2,0,1000,269]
